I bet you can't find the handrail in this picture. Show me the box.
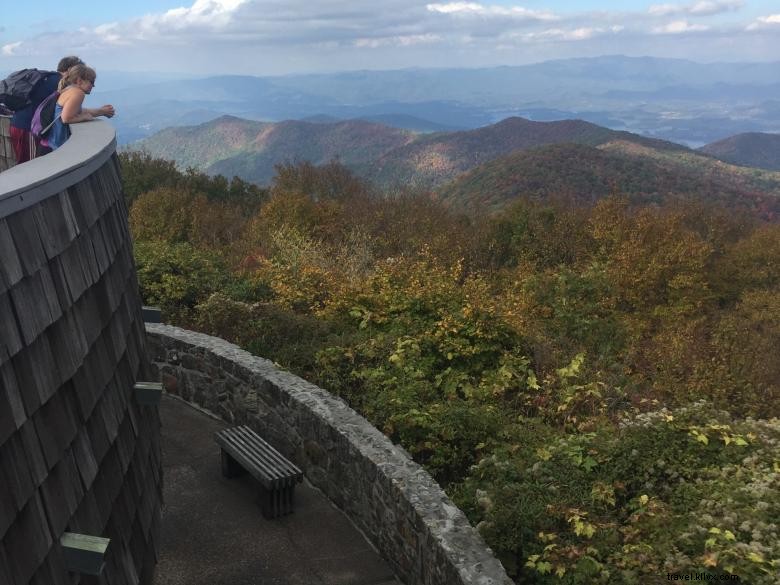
[0,119,116,218]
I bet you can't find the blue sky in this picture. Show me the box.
[2,1,779,75]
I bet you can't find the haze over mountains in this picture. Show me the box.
[132,115,685,188]
[130,112,780,221]
[109,56,780,147]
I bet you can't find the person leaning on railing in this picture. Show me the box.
[10,55,82,163]
[45,64,115,151]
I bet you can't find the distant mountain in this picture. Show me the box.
[303,113,457,133]
[131,115,686,189]
[437,141,780,219]
[133,115,415,185]
[99,56,780,145]
[368,117,685,188]
[698,132,780,171]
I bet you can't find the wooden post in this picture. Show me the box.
[60,533,110,576]
[141,306,162,323]
[134,382,163,405]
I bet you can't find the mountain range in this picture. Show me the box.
[101,56,780,146]
[129,114,780,220]
[131,115,685,188]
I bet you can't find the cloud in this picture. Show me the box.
[0,0,778,74]
[648,1,744,18]
[426,2,558,21]
[515,25,624,43]
[746,14,780,30]
[354,33,441,48]
[652,20,710,34]
[2,42,23,56]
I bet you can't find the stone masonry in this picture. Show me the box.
[146,324,513,585]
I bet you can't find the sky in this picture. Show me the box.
[1,0,779,76]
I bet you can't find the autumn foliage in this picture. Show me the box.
[122,153,780,583]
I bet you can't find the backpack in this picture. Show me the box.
[0,68,57,111]
[31,90,60,139]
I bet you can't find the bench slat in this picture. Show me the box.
[217,430,284,489]
[224,426,302,481]
[219,433,281,489]
[215,426,302,490]
[218,428,298,487]
[230,426,302,480]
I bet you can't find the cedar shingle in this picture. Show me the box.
[98,216,118,265]
[33,195,77,260]
[0,291,23,364]
[101,445,124,506]
[14,335,62,411]
[47,256,74,312]
[57,191,81,241]
[10,272,50,345]
[70,489,101,536]
[7,207,48,276]
[67,180,99,231]
[19,419,49,487]
[72,361,99,422]
[91,276,114,328]
[72,428,99,489]
[76,235,100,288]
[90,222,110,275]
[59,243,88,303]
[33,391,79,471]
[38,263,64,326]
[49,310,87,382]
[0,360,25,444]
[76,288,102,349]
[39,449,83,535]
[5,492,52,585]
[0,541,13,585]
[86,404,111,464]
[0,456,19,537]
[90,468,112,529]
[0,433,35,513]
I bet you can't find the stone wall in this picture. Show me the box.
[0,121,162,585]
[147,324,513,585]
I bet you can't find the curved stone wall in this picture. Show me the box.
[0,121,162,585]
[146,324,513,585]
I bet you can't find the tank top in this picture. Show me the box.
[47,102,70,150]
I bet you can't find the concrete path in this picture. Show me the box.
[153,394,401,585]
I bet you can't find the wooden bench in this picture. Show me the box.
[214,425,303,519]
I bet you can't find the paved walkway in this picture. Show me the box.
[153,394,401,585]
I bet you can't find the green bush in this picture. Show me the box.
[453,402,780,583]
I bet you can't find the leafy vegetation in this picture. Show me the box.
[122,153,780,584]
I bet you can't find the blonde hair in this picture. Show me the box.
[58,64,96,91]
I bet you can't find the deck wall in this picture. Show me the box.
[0,121,162,585]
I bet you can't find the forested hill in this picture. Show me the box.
[699,132,780,171]
[368,117,686,188]
[132,115,416,184]
[130,115,686,189]
[437,141,780,220]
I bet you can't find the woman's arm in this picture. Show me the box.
[60,89,94,123]
[84,105,115,118]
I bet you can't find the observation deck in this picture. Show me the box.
[0,119,512,585]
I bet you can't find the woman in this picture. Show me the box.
[47,64,115,150]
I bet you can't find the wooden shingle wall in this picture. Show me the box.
[0,153,162,585]
[0,116,14,172]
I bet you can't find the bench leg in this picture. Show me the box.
[257,485,297,519]
[257,486,275,519]
[220,450,245,478]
